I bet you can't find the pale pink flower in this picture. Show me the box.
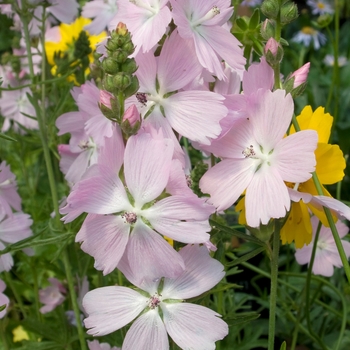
[109,0,172,55]
[39,277,66,314]
[88,340,120,350]
[171,0,246,80]
[0,86,38,133]
[0,280,9,319]
[200,89,318,227]
[56,82,115,185]
[83,244,228,349]
[133,30,228,149]
[61,130,213,279]
[83,0,119,35]
[295,216,350,276]
[0,211,33,272]
[0,161,22,216]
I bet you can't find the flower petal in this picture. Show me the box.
[122,310,169,350]
[76,214,130,275]
[162,302,228,350]
[83,286,147,336]
[162,244,225,299]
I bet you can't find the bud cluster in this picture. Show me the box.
[99,23,141,135]
[101,23,139,98]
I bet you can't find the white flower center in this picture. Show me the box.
[122,211,138,224]
[317,240,328,251]
[148,293,162,309]
[191,6,220,27]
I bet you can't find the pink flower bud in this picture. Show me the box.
[122,104,140,127]
[264,37,279,56]
[291,62,310,88]
[99,90,113,109]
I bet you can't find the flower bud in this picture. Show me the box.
[123,75,140,99]
[121,105,141,137]
[122,42,135,56]
[261,0,280,20]
[260,19,275,40]
[112,49,129,63]
[264,38,283,66]
[290,62,310,88]
[99,90,113,109]
[113,72,132,90]
[121,58,138,74]
[123,104,140,127]
[116,22,128,36]
[316,14,333,28]
[264,37,278,56]
[280,1,298,24]
[103,74,115,92]
[102,57,120,74]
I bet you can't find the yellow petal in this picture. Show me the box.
[291,106,333,143]
[280,201,312,248]
[315,143,346,184]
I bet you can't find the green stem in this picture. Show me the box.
[63,250,88,350]
[4,271,27,318]
[305,221,326,349]
[0,323,9,350]
[268,220,281,350]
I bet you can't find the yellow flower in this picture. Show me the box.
[45,17,106,83]
[280,106,346,248]
[13,325,29,342]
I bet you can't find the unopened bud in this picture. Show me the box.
[116,22,128,36]
[121,58,138,74]
[99,90,113,108]
[102,57,120,74]
[261,0,280,20]
[113,72,132,90]
[264,38,283,66]
[280,1,298,24]
[316,14,333,28]
[123,75,140,99]
[260,19,275,40]
[121,104,141,136]
[112,49,129,63]
[290,62,310,88]
[264,37,278,56]
[123,104,140,128]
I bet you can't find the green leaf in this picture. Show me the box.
[249,8,260,30]
[236,17,249,31]
[210,219,266,246]
[21,319,68,344]
[14,342,62,350]
[225,246,266,267]
[280,341,287,350]
[0,133,17,142]
[225,312,260,327]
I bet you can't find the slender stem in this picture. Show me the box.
[62,250,88,350]
[268,220,281,350]
[4,271,27,318]
[0,323,9,350]
[305,221,326,349]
